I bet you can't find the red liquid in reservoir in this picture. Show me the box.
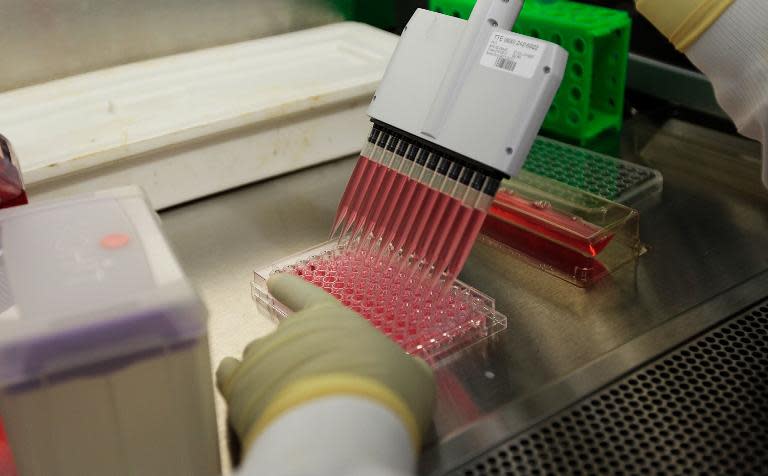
[482,190,613,283]
[491,189,613,256]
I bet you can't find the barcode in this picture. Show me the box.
[495,57,517,72]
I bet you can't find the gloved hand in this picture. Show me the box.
[217,273,436,454]
[635,0,768,188]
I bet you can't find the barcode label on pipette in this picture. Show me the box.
[495,57,518,72]
[481,31,544,78]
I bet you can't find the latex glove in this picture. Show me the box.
[635,0,734,51]
[217,273,436,453]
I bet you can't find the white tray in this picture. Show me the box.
[0,22,397,209]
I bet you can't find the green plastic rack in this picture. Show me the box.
[428,0,631,146]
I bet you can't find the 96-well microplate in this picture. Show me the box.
[252,241,507,362]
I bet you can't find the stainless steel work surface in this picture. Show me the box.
[159,117,768,473]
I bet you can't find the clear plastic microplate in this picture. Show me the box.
[252,241,507,364]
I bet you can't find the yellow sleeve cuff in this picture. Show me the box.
[243,374,422,453]
[636,0,734,51]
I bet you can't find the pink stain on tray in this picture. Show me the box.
[0,160,27,210]
[0,420,16,476]
[274,247,494,357]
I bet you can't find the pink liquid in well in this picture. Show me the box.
[280,247,490,357]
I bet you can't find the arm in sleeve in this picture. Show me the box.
[637,0,768,188]
[220,275,436,476]
[236,396,415,476]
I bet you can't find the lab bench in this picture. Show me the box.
[159,116,768,475]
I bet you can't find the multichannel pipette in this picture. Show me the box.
[331,0,567,286]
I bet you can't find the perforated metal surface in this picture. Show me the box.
[451,299,768,476]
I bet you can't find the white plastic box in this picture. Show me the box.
[0,23,398,210]
[0,187,219,476]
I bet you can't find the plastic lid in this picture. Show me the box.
[0,187,207,387]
